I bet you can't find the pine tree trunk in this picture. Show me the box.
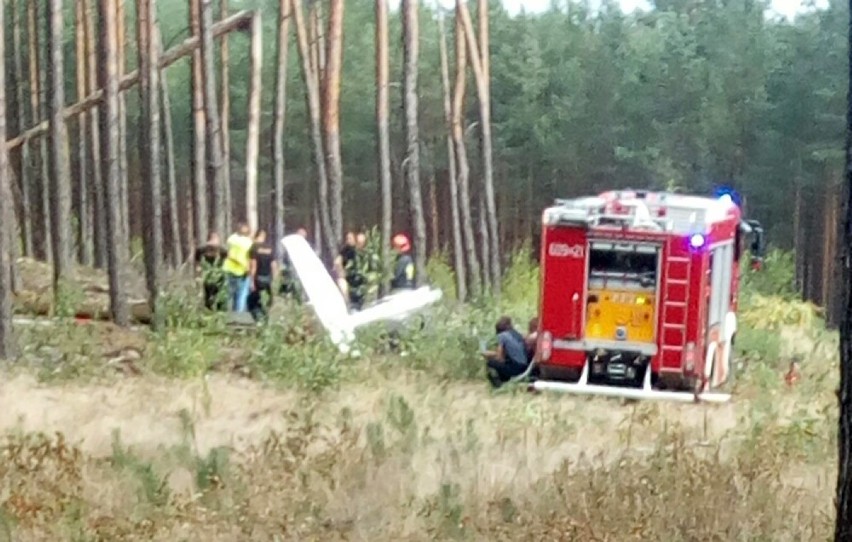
[401,0,427,285]
[157,32,182,267]
[823,175,833,309]
[273,0,291,248]
[478,189,491,291]
[322,0,344,244]
[199,0,226,236]
[75,0,93,266]
[837,4,852,529]
[828,180,840,326]
[10,0,33,258]
[136,0,162,328]
[0,0,14,359]
[245,11,262,233]
[459,0,500,295]
[375,0,392,292]
[220,0,231,232]
[46,0,73,293]
[116,0,130,250]
[292,0,333,256]
[27,0,52,263]
[190,0,208,242]
[99,0,130,326]
[794,177,803,294]
[438,14,466,301]
[429,169,439,255]
[451,8,480,297]
[85,0,106,268]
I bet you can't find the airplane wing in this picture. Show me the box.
[281,235,355,348]
[282,235,443,353]
[347,287,443,328]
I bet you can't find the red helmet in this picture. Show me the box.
[392,233,411,253]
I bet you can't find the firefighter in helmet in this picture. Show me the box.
[390,233,416,291]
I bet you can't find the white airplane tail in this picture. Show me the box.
[281,235,443,353]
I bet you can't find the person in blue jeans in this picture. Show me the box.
[222,222,254,313]
[482,316,530,388]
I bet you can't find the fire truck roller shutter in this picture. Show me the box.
[585,241,659,345]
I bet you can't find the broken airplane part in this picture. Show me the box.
[281,234,443,354]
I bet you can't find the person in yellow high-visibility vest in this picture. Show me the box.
[222,222,254,312]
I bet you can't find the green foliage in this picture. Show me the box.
[109,431,171,510]
[739,249,797,300]
[250,323,346,393]
[425,253,458,302]
[499,242,539,316]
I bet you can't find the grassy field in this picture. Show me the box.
[0,250,839,541]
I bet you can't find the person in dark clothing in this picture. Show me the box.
[345,232,368,310]
[195,232,228,310]
[248,229,277,321]
[390,233,416,291]
[482,316,530,388]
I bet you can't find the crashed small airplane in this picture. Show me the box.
[281,234,443,354]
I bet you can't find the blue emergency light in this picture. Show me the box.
[689,233,706,249]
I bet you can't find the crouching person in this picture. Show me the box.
[482,316,530,388]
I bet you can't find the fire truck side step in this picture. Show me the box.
[529,362,730,403]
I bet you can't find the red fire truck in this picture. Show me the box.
[532,189,764,403]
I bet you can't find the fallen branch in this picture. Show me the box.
[5,9,254,150]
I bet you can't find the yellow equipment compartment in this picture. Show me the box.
[584,240,660,344]
[585,289,656,343]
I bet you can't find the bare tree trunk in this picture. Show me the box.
[220,0,231,232]
[837,1,852,529]
[47,0,73,292]
[245,12,262,233]
[376,0,392,292]
[200,0,226,236]
[157,32,182,267]
[828,181,840,326]
[429,169,439,255]
[75,0,93,266]
[116,0,130,250]
[478,189,491,292]
[136,0,162,328]
[85,0,106,268]
[322,0,344,244]
[10,0,33,258]
[459,0,500,295]
[401,0,427,285]
[438,14,466,301]
[99,0,130,326]
[794,177,803,294]
[190,0,208,242]
[0,0,14,359]
[823,177,833,309]
[27,0,52,263]
[292,0,333,256]
[451,8,480,296]
[273,0,291,248]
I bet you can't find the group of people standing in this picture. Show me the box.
[195,224,419,320]
[194,223,278,321]
[331,231,416,311]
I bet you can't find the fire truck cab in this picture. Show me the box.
[533,190,764,403]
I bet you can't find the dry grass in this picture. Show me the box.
[0,352,837,541]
